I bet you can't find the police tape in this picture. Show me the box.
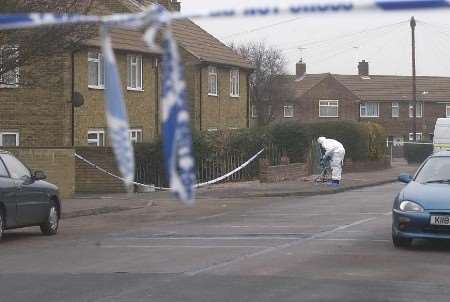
[385,141,434,145]
[74,148,264,191]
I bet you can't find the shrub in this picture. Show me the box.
[267,122,310,162]
[305,121,370,161]
[366,122,388,160]
[404,143,433,164]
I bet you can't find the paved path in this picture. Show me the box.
[1,182,450,301]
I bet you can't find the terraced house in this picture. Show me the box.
[270,60,450,144]
[0,0,252,148]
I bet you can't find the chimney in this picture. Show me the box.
[296,59,306,79]
[358,60,369,77]
[157,0,181,11]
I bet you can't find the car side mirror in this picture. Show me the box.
[33,170,47,181]
[398,173,412,184]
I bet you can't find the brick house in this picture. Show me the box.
[0,0,252,148]
[268,60,450,143]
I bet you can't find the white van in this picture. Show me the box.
[433,118,450,152]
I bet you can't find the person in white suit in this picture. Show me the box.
[317,137,346,186]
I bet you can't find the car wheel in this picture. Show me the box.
[40,201,59,236]
[0,208,4,241]
[392,234,412,248]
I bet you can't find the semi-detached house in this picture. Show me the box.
[0,0,253,148]
[269,60,450,144]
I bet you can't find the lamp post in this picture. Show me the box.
[410,16,417,142]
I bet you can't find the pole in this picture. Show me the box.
[411,16,417,142]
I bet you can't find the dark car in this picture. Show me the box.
[393,151,450,247]
[0,150,60,240]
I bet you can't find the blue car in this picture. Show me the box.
[393,151,450,248]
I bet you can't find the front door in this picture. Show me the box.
[1,154,48,225]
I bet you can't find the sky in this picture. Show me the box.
[180,0,450,77]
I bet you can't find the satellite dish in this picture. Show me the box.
[72,92,84,107]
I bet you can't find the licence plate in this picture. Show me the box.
[430,215,450,226]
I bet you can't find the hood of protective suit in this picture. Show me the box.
[317,137,326,145]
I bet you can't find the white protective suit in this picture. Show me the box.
[317,137,346,181]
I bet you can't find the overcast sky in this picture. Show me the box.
[180,0,450,77]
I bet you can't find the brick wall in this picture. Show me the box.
[343,158,391,173]
[73,49,158,146]
[5,148,75,198]
[259,159,309,183]
[0,53,73,147]
[75,147,126,194]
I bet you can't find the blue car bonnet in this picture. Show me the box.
[402,181,450,210]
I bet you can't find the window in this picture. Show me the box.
[127,55,143,90]
[129,129,143,143]
[0,157,8,177]
[392,102,400,118]
[446,104,450,118]
[284,105,294,118]
[319,100,339,117]
[409,132,423,141]
[207,128,218,132]
[208,66,218,96]
[88,51,105,89]
[0,131,19,146]
[251,105,258,118]
[87,130,105,146]
[409,102,423,118]
[0,46,19,87]
[360,102,379,117]
[230,69,239,97]
[1,153,30,180]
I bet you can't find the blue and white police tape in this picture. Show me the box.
[101,25,135,190]
[74,148,264,191]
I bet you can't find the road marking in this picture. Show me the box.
[185,217,377,276]
[101,245,268,249]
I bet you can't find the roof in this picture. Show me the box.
[288,73,450,102]
[334,74,450,102]
[119,0,254,69]
[83,28,161,55]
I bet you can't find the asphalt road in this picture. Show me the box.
[1,183,450,302]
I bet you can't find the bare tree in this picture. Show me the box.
[232,41,293,126]
[0,0,95,85]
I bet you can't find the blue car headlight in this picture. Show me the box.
[399,200,424,213]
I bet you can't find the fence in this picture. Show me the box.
[135,145,284,187]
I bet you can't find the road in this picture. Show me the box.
[1,183,450,302]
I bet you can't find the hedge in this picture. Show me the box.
[404,143,433,164]
[134,121,387,165]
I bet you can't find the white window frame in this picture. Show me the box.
[409,132,423,141]
[0,46,19,88]
[128,128,143,143]
[360,102,380,118]
[207,128,218,132]
[88,51,105,89]
[87,129,105,146]
[392,102,400,118]
[446,104,450,118]
[230,69,240,97]
[409,102,423,118]
[127,54,143,91]
[208,66,218,96]
[319,100,339,118]
[284,105,294,118]
[0,131,19,146]
[251,105,258,118]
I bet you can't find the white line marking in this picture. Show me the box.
[101,245,268,249]
[185,217,376,276]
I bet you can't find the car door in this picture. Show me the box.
[1,154,48,225]
[0,155,18,228]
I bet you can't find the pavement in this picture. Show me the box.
[61,159,418,219]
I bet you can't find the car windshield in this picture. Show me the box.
[415,157,450,184]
